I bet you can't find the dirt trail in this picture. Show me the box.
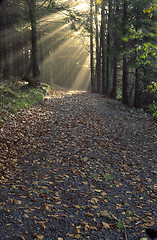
[0,91,157,240]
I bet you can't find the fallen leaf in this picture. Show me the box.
[73,205,81,209]
[85,212,94,217]
[102,222,110,229]
[37,235,44,240]
[18,236,25,240]
[41,223,46,229]
[74,234,81,239]
[100,210,108,217]
[90,198,99,204]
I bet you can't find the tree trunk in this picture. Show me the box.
[110,0,119,98]
[90,0,95,92]
[2,0,10,79]
[0,0,3,76]
[101,0,106,94]
[106,0,112,96]
[95,1,101,93]
[134,9,141,108]
[111,55,117,98]
[29,0,40,85]
[122,0,129,105]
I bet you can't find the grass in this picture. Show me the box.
[0,77,49,127]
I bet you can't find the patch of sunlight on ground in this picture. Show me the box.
[66,90,88,95]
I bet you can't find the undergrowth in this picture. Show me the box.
[0,78,48,127]
[146,82,157,118]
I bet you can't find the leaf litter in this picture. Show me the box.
[0,91,157,239]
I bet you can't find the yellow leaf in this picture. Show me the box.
[15,200,22,205]
[66,233,74,237]
[111,213,118,221]
[19,195,27,198]
[36,235,44,240]
[5,209,10,213]
[18,219,23,224]
[73,205,81,209]
[92,205,99,209]
[100,192,107,196]
[58,238,63,240]
[75,234,81,239]
[41,186,47,189]
[75,228,80,234]
[140,222,155,228]
[100,210,108,217]
[48,182,54,185]
[85,212,94,217]
[18,236,25,240]
[41,223,46,229]
[46,204,54,208]
[102,222,110,229]
[44,205,50,211]
[95,189,102,192]
[90,198,99,204]
[82,181,88,185]
[33,216,40,220]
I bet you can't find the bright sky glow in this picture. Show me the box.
[39,2,91,91]
[74,2,89,11]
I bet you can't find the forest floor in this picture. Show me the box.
[0,91,157,240]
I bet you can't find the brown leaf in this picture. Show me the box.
[102,222,110,229]
[18,236,25,240]
[100,210,108,217]
[33,234,44,240]
[73,205,81,209]
[74,234,81,239]
[90,198,99,204]
[85,212,94,217]
[41,223,46,229]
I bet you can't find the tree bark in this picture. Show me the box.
[110,0,119,98]
[106,0,112,96]
[122,0,129,105]
[101,0,106,94]
[134,8,141,108]
[2,0,10,79]
[28,0,40,85]
[0,0,3,76]
[95,1,101,93]
[90,0,95,92]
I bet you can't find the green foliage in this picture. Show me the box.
[149,101,157,117]
[0,79,45,126]
[13,15,30,32]
[117,219,125,229]
[116,88,122,100]
[48,0,56,10]
[145,81,157,117]
[147,81,157,93]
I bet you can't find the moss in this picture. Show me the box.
[0,78,48,127]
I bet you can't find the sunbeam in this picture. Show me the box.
[71,55,91,90]
[0,0,91,91]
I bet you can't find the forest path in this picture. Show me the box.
[0,91,157,240]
